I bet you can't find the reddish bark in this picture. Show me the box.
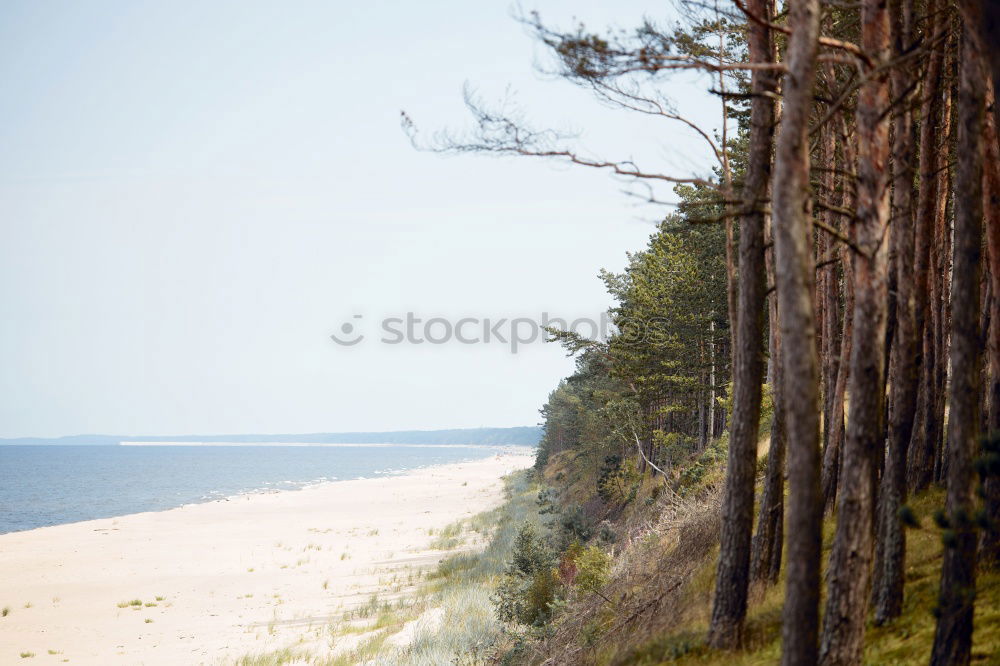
[819,0,892,658]
[707,0,777,646]
[770,0,824,660]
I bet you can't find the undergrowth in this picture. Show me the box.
[523,448,1000,666]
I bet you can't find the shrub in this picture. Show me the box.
[555,503,593,549]
[575,546,611,595]
[494,522,559,626]
[511,523,549,577]
[655,430,697,468]
[524,567,559,625]
[597,521,618,545]
[598,456,641,505]
[557,541,584,586]
[494,571,526,623]
[678,437,728,491]
[536,488,559,515]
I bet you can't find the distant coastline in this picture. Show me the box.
[0,425,542,447]
[0,441,532,533]
[119,441,536,448]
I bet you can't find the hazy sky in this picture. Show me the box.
[0,0,719,438]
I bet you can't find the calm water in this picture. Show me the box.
[0,444,523,534]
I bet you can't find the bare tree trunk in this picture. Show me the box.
[638,401,649,475]
[913,41,955,492]
[911,294,937,487]
[931,17,985,664]
[818,110,842,460]
[982,87,1000,568]
[933,114,953,486]
[699,361,709,452]
[823,244,854,513]
[980,273,991,436]
[908,0,946,494]
[819,0,892,658]
[920,127,953,490]
[770,0,823,661]
[963,0,1000,129]
[707,0,776,645]
[710,319,717,441]
[751,224,785,587]
[874,0,917,625]
[822,115,858,514]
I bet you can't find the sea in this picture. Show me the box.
[0,443,528,534]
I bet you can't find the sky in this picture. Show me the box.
[0,0,720,438]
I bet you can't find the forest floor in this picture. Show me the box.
[527,441,999,666]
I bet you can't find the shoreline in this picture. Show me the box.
[0,445,536,536]
[118,442,536,448]
[0,452,533,664]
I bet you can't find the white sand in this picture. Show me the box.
[0,453,533,665]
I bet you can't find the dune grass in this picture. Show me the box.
[428,520,467,550]
[370,469,543,665]
[229,468,542,665]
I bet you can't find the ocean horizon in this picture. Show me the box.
[0,443,532,534]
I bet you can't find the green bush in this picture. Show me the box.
[524,567,559,625]
[598,455,641,505]
[655,430,697,468]
[557,541,584,586]
[678,437,727,491]
[536,488,559,515]
[575,545,611,595]
[511,523,549,577]
[555,503,593,549]
[494,523,556,625]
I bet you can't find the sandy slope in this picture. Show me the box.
[0,453,532,665]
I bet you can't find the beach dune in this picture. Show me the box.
[0,454,532,665]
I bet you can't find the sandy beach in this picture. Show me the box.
[0,453,533,665]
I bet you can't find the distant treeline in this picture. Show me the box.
[0,426,541,447]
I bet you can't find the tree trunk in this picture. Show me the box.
[822,113,858,515]
[874,0,917,625]
[964,0,1000,128]
[707,0,776,645]
[820,118,842,459]
[933,115,953,486]
[822,243,854,514]
[982,86,1000,568]
[819,0,892,658]
[908,0,946,494]
[912,39,955,492]
[770,0,823,660]
[751,227,786,587]
[931,17,985,664]
[710,319,717,442]
[699,363,708,452]
[936,52,955,488]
